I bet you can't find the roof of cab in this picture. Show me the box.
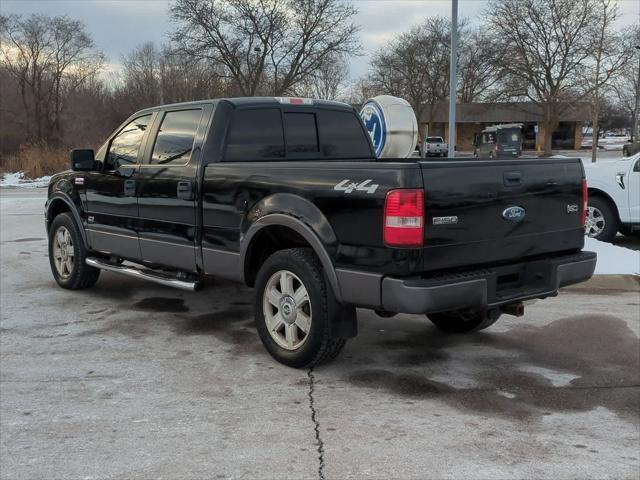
[135,96,354,115]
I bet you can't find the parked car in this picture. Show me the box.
[423,136,448,157]
[583,153,640,241]
[474,124,523,159]
[45,97,596,368]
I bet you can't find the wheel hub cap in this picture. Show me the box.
[262,270,312,351]
[280,296,297,323]
[585,206,605,237]
[52,226,74,279]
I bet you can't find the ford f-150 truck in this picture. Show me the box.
[45,97,596,368]
[423,136,448,157]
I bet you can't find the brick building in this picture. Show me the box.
[420,102,590,151]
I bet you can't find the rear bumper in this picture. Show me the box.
[382,251,596,314]
[339,251,596,314]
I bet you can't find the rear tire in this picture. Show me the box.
[48,213,100,289]
[254,248,346,368]
[427,309,500,333]
[585,196,618,242]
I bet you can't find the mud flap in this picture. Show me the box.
[329,302,357,338]
[326,271,358,338]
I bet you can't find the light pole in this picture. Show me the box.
[448,0,458,158]
[634,45,640,143]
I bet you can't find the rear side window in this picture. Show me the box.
[284,112,318,154]
[317,110,372,159]
[107,114,152,169]
[225,109,285,161]
[150,109,202,166]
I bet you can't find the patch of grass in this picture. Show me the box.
[0,142,69,179]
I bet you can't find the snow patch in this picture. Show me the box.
[585,237,640,275]
[1,172,51,188]
[518,366,580,387]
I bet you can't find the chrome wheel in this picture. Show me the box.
[585,206,606,238]
[52,226,74,278]
[262,270,312,351]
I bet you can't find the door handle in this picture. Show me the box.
[124,179,136,196]
[503,171,522,187]
[177,181,193,200]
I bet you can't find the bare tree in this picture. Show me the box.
[169,0,360,96]
[119,42,230,112]
[122,42,162,107]
[457,29,501,103]
[0,14,104,143]
[586,0,631,162]
[611,25,640,141]
[341,77,380,105]
[365,17,501,143]
[158,48,228,103]
[367,17,453,142]
[486,0,599,155]
[294,53,349,100]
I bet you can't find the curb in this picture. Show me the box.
[563,274,639,292]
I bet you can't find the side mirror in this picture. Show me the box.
[70,149,96,171]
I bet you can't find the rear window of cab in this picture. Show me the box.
[223,107,372,161]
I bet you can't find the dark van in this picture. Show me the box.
[474,124,523,159]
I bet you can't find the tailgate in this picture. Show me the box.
[419,159,585,271]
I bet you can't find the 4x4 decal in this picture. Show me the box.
[334,179,379,194]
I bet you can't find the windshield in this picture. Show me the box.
[426,137,443,143]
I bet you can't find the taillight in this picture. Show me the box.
[383,189,424,247]
[581,179,588,226]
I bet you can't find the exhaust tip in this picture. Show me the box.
[502,302,525,317]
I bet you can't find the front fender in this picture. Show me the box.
[45,191,89,248]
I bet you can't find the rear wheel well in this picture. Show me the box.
[244,225,311,287]
[587,188,620,222]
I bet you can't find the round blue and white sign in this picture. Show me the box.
[360,100,387,157]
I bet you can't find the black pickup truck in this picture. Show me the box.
[45,97,596,367]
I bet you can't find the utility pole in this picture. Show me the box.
[448,0,458,158]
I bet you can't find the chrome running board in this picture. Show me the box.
[86,257,199,292]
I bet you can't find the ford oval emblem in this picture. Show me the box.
[360,100,387,157]
[502,206,526,222]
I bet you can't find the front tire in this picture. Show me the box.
[48,213,100,289]
[427,309,500,333]
[585,196,618,242]
[254,248,346,368]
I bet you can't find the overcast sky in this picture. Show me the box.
[2,0,639,81]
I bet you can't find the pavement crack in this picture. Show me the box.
[307,367,325,480]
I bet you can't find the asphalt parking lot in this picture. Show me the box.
[1,189,639,479]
